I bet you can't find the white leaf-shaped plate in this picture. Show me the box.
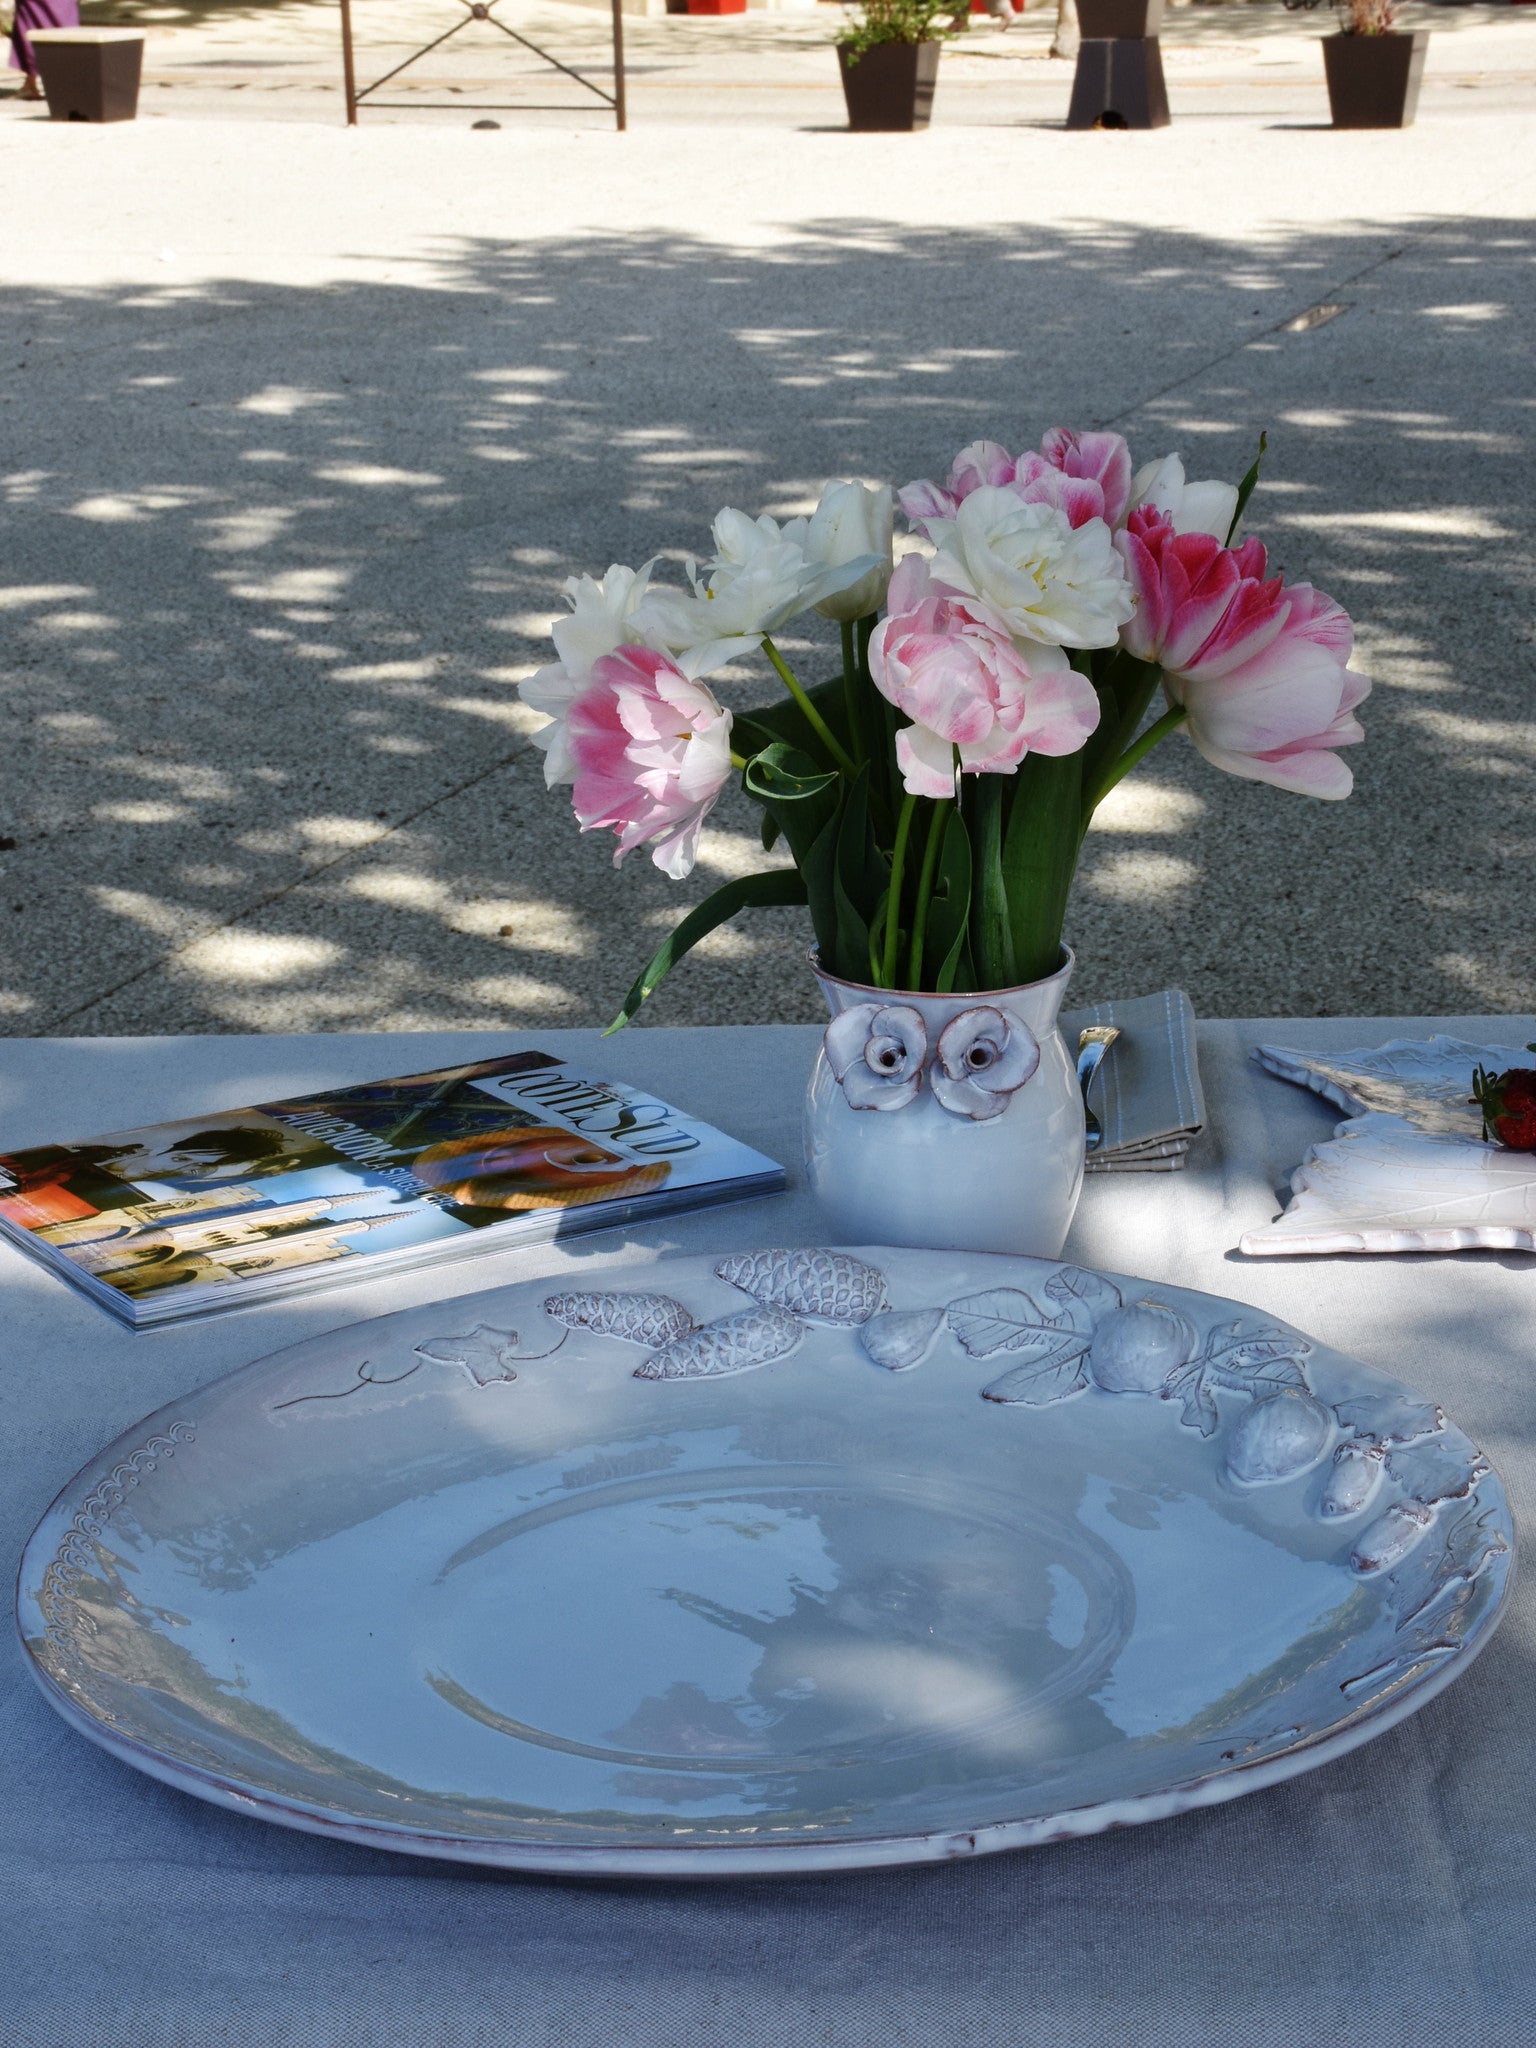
[16,1246,1513,1878]
[1245,1039,1536,1256]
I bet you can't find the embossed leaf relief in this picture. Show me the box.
[950,1272,1312,1433]
[1342,1500,1510,1699]
[1246,1039,1536,1255]
[1253,1037,1510,1138]
[273,1322,564,1410]
[1242,1114,1536,1256]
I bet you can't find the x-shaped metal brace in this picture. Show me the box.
[338,0,627,130]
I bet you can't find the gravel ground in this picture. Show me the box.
[1,3,1533,1036]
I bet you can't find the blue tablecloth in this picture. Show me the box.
[3,1017,1533,2047]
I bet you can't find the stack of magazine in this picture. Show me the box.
[0,1051,784,1327]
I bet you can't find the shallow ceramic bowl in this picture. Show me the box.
[16,1246,1513,1877]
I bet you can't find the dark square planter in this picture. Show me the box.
[1322,30,1428,130]
[30,29,145,123]
[1076,0,1164,38]
[1066,35,1169,129]
[837,40,941,133]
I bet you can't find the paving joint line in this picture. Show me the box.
[43,731,536,1032]
[1096,172,1536,431]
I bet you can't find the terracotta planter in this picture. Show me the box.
[1322,30,1428,130]
[1076,0,1163,37]
[837,40,941,133]
[29,28,145,123]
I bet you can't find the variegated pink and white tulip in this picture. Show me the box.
[868,556,1101,799]
[566,646,735,879]
[1035,428,1135,529]
[1127,452,1240,543]
[1116,509,1368,799]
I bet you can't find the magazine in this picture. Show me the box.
[0,1051,784,1327]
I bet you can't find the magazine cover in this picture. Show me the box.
[0,1051,783,1326]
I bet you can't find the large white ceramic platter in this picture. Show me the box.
[17,1247,1513,1878]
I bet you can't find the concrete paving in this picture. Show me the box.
[1,4,1533,1039]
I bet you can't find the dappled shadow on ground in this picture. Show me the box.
[0,211,1531,1035]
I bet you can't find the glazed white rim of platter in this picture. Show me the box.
[16,1246,1514,1878]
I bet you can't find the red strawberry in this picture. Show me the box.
[1471,1046,1536,1152]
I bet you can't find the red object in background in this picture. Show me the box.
[688,0,748,12]
[971,0,1025,12]
[0,1182,98,1229]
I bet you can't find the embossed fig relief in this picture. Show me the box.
[860,1308,944,1372]
[1225,1391,1334,1485]
[823,1004,928,1112]
[716,1248,889,1325]
[634,1306,803,1382]
[1088,1301,1197,1394]
[930,1007,1041,1122]
[543,1291,695,1348]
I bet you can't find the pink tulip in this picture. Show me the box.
[566,646,734,878]
[868,556,1101,798]
[1007,455,1109,531]
[902,429,1135,535]
[898,440,1017,527]
[1037,429,1134,528]
[1116,509,1368,799]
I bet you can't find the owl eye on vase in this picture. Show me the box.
[824,1003,1039,1122]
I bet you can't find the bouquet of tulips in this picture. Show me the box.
[520,429,1368,1028]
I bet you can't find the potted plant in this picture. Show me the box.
[1320,0,1427,129]
[518,428,1369,1257]
[835,0,960,133]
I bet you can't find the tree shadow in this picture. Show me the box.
[0,211,1531,1035]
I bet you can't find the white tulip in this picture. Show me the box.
[1128,453,1240,542]
[652,506,885,657]
[805,480,895,624]
[926,487,1134,650]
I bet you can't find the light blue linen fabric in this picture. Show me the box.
[2,1018,1532,2048]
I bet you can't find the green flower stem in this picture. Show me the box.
[1002,750,1081,987]
[881,790,918,988]
[1087,703,1188,814]
[906,796,949,990]
[762,636,857,778]
[1078,651,1161,821]
[839,619,866,766]
[730,750,749,771]
[972,775,1016,990]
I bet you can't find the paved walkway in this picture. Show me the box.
[1,5,1533,1035]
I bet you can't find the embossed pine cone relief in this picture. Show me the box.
[634,1306,803,1381]
[715,1248,889,1325]
[543,1291,696,1348]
